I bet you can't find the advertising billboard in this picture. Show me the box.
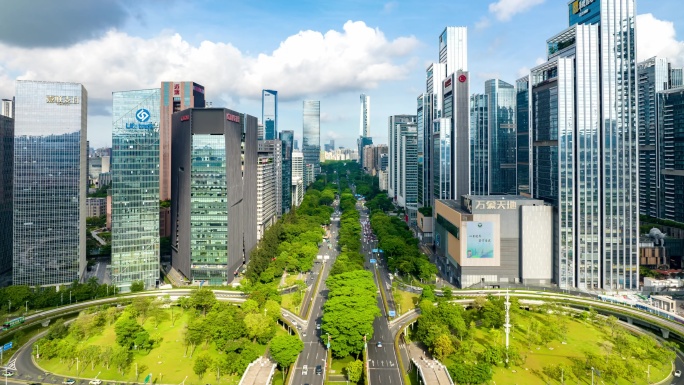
[466,221,494,259]
[569,0,600,26]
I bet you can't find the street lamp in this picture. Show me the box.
[25,301,28,314]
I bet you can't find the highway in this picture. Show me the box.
[289,202,340,385]
[359,202,403,385]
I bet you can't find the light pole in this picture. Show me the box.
[69,291,72,304]
[646,364,650,384]
[591,367,594,385]
[25,301,28,314]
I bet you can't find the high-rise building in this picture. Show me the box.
[279,130,294,215]
[486,79,517,195]
[470,93,488,195]
[439,27,468,75]
[1,98,13,118]
[637,57,682,218]
[0,114,12,278]
[360,94,370,137]
[421,63,445,210]
[658,87,684,223]
[302,100,320,182]
[256,155,276,241]
[440,72,470,201]
[292,150,303,182]
[400,131,419,226]
[258,139,283,221]
[159,81,205,201]
[262,90,278,140]
[516,76,530,196]
[358,136,373,170]
[363,145,376,172]
[528,0,638,290]
[416,93,429,207]
[388,115,417,200]
[171,108,257,285]
[13,80,87,286]
[111,88,160,292]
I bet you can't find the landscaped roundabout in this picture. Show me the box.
[410,294,676,385]
[31,290,287,384]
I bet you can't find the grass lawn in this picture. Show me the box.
[281,292,301,314]
[330,355,355,375]
[37,310,266,385]
[442,310,671,385]
[393,289,419,316]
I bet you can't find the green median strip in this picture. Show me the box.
[305,262,326,320]
[374,266,391,317]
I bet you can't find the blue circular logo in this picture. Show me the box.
[136,109,150,123]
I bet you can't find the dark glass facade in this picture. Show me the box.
[659,88,684,223]
[516,77,530,195]
[262,90,277,140]
[486,79,517,195]
[279,130,293,214]
[0,115,12,278]
[302,100,320,181]
[470,94,488,195]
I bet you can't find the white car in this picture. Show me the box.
[675,370,682,377]
[302,365,309,375]
[89,380,102,385]
[316,323,321,330]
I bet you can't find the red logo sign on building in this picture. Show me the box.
[458,74,467,83]
[226,113,241,123]
[173,83,180,96]
[444,78,452,88]
[180,115,190,121]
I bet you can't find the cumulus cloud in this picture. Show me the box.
[488,0,546,22]
[0,21,418,110]
[637,13,684,66]
[0,0,129,47]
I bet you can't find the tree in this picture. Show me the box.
[190,288,217,316]
[114,315,145,349]
[130,280,145,292]
[270,334,304,375]
[193,354,212,379]
[244,313,274,343]
[432,334,454,361]
[136,364,149,381]
[346,359,363,383]
[111,346,132,375]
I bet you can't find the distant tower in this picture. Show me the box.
[360,94,370,137]
[262,89,278,140]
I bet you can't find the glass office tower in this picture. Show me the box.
[470,93,488,195]
[486,79,516,195]
[516,76,530,196]
[0,114,12,278]
[263,90,278,140]
[171,108,258,285]
[13,80,87,286]
[302,100,320,180]
[360,94,370,137]
[279,130,293,214]
[659,88,684,223]
[111,89,160,292]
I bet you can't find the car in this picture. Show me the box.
[376,341,382,348]
[675,370,682,377]
[89,380,102,385]
[315,365,323,375]
[62,380,75,385]
[316,323,321,330]
[302,365,308,375]
[302,331,307,337]
[1,371,14,377]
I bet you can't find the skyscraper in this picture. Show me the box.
[637,57,682,218]
[258,139,283,223]
[302,100,320,181]
[159,81,205,201]
[1,98,13,118]
[486,79,516,195]
[439,27,468,75]
[13,80,87,286]
[262,89,278,140]
[0,113,12,278]
[111,89,160,292]
[516,76,530,196]
[658,87,684,223]
[388,115,417,201]
[441,71,470,201]
[470,93,488,195]
[528,0,638,290]
[171,108,257,285]
[360,94,370,137]
[256,155,276,241]
[279,130,294,215]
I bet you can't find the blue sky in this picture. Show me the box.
[0,0,682,149]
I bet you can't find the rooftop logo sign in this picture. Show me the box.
[46,95,79,105]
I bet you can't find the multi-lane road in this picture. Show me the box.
[359,202,403,385]
[289,203,340,385]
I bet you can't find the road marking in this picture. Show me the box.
[7,358,16,370]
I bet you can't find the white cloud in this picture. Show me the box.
[475,17,491,30]
[488,0,546,22]
[0,20,419,104]
[535,57,546,65]
[383,2,398,13]
[637,13,684,66]
[516,66,530,78]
